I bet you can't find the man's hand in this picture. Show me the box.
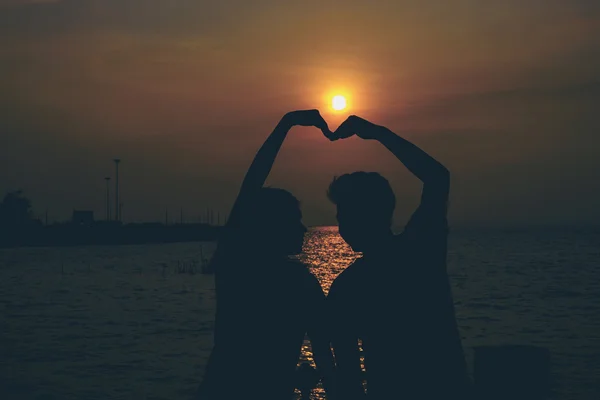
[331,115,382,140]
[282,109,333,139]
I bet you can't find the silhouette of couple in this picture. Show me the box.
[197,110,471,399]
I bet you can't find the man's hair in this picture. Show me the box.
[327,172,396,221]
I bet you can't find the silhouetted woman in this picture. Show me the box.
[197,110,337,400]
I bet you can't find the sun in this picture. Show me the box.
[332,95,347,111]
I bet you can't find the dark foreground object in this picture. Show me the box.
[293,345,552,399]
[296,363,321,399]
[474,345,551,400]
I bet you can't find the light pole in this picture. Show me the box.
[105,177,111,221]
[113,158,121,222]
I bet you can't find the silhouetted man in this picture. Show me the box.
[326,115,471,399]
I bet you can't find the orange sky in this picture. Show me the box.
[1,0,599,226]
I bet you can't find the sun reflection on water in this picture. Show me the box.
[292,226,364,399]
[295,226,361,295]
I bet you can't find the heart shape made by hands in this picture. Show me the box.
[327,115,379,141]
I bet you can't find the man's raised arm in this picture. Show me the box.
[332,116,449,226]
[333,115,448,190]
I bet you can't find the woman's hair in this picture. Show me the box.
[207,187,300,273]
[241,187,300,229]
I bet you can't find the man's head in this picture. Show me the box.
[327,172,395,252]
[241,187,307,256]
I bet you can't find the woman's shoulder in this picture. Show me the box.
[328,258,364,294]
[283,258,314,277]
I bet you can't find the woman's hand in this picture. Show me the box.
[282,109,333,140]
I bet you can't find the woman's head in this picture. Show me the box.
[240,188,307,256]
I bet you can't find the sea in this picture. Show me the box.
[0,226,599,399]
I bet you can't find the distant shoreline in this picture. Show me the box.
[310,224,600,232]
[0,223,222,249]
[2,224,598,250]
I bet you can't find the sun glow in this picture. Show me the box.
[332,95,347,111]
[321,87,354,116]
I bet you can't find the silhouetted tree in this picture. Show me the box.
[0,190,34,228]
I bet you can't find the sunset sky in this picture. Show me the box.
[1,0,599,227]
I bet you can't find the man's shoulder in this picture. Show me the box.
[329,259,365,294]
[372,234,406,259]
[336,258,366,278]
[392,233,405,245]
[283,260,322,288]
